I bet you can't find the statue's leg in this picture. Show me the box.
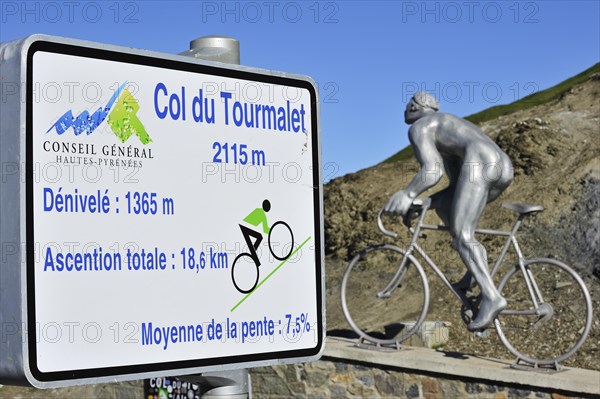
[449,179,506,331]
[456,155,512,292]
[432,156,461,225]
[486,155,514,203]
[453,270,476,292]
[435,160,476,291]
[431,187,453,226]
[432,187,479,290]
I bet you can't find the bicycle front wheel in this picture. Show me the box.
[341,244,429,346]
[495,258,593,365]
[268,221,294,261]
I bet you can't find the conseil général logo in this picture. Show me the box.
[47,82,152,145]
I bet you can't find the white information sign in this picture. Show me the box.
[21,39,322,384]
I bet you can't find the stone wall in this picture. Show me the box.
[250,360,588,399]
[4,331,597,398]
[0,380,143,398]
[0,356,595,399]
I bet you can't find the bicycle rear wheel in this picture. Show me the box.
[495,258,593,366]
[231,253,260,294]
[341,244,429,346]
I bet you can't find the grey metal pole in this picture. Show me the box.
[182,369,250,399]
[177,35,249,399]
[180,35,240,65]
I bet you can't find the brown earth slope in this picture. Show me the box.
[325,73,600,370]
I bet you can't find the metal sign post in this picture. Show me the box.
[0,34,324,389]
[178,35,247,399]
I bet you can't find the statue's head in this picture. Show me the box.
[404,92,440,124]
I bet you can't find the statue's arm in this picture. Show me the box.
[404,126,444,201]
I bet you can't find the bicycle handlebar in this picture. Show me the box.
[377,197,432,237]
[377,209,399,238]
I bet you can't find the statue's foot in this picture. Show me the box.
[467,296,507,331]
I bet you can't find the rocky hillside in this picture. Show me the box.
[325,67,600,370]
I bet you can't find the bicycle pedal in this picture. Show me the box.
[474,330,489,338]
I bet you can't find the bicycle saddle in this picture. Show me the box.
[502,203,544,215]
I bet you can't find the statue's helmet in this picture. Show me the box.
[411,92,440,111]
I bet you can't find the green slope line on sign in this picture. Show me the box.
[231,236,312,312]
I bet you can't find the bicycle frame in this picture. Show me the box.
[378,200,546,318]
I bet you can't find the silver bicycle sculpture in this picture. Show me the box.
[341,197,593,369]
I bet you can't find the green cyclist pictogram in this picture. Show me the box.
[231,200,314,305]
[243,203,271,234]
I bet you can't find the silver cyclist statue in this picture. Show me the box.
[383,92,514,331]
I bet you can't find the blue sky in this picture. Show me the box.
[1,0,599,179]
